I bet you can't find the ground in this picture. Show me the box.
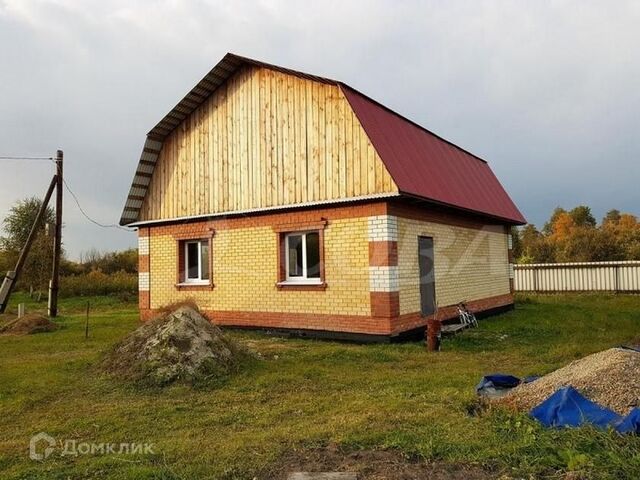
[0,293,639,479]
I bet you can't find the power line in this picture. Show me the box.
[63,177,130,231]
[1,153,131,231]
[0,155,54,161]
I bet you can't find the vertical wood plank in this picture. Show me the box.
[351,99,362,197]
[269,71,282,205]
[324,85,333,198]
[317,82,326,200]
[341,88,348,198]
[331,86,341,199]
[299,78,309,203]
[262,70,273,206]
[294,77,302,203]
[307,80,318,201]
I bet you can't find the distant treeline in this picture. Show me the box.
[513,206,640,264]
[0,247,138,298]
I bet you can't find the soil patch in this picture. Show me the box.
[0,314,58,335]
[102,306,256,386]
[262,446,495,480]
[503,347,640,414]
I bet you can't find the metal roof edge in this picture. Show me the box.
[397,191,527,225]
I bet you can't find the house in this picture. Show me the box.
[121,53,526,342]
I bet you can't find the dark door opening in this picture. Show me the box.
[418,236,436,316]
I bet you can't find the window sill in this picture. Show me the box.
[276,281,327,291]
[175,282,214,291]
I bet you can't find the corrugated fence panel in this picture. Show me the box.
[514,261,640,292]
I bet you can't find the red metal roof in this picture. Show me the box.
[341,86,526,225]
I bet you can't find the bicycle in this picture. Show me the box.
[456,301,478,328]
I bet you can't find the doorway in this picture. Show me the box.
[418,236,436,316]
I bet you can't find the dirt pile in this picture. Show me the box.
[103,306,254,386]
[503,348,640,414]
[0,314,58,335]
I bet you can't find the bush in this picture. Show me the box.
[60,270,137,298]
[78,248,138,274]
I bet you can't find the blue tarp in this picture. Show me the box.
[476,374,522,399]
[476,374,521,391]
[529,386,640,434]
[530,386,620,428]
[476,374,539,399]
[616,408,640,434]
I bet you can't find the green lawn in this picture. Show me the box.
[0,294,639,479]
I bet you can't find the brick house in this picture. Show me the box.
[121,53,526,342]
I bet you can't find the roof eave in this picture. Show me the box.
[397,191,527,226]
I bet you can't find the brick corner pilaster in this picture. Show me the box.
[138,228,150,310]
[368,214,400,319]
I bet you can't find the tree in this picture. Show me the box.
[510,226,523,260]
[615,214,640,260]
[602,209,621,228]
[556,227,624,262]
[543,207,567,235]
[520,224,541,245]
[516,224,557,263]
[518,224,540,262]
[550,212,576,242]
[618,213,638,231]
[569,205,596,228]
[533,205,638,263]
[0,197,55,252]
[0,250,10,275]
[0,197,57,289]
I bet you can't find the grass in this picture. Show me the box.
[0,293,639,479]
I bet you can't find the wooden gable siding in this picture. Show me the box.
[139,66,397,221]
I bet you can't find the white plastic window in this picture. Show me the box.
[285,231,320,283]
[184,240,209,283]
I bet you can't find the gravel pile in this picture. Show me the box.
[503,348,640,414]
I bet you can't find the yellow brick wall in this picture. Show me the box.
[149,217,371,315]
[397,218,510,314]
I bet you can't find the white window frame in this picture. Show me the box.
[184,240,209,284]
[284,231,322,284]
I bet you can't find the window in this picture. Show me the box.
[184,240,209,283]
[274,220,326,290]
[285,231,321,283]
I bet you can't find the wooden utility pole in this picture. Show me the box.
[47,149,63,317]
[0,175,57,313]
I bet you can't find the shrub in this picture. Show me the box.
[78,248,138,274]
[60,270,137,298]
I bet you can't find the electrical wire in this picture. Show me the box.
[1,153,131,231]
[0,155,54,161]
[63,178,131,231]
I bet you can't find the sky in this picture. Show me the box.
[1,0,638,259]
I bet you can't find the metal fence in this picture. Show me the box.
[514,261,640,293]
